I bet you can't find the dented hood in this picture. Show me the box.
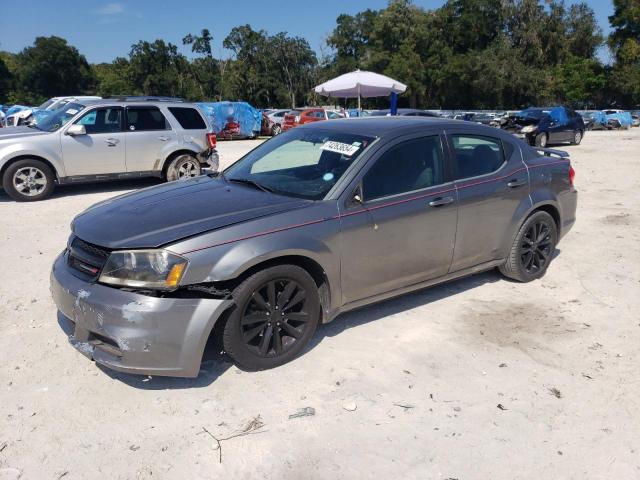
[72,176,310,249]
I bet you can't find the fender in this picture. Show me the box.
[180,225,342,311]
[500,188,561,256]
[0,141,66,178]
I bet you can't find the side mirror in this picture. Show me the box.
[67,124,86,136]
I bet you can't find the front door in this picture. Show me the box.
[124,106,176,173]
[446,132,529,271]
[60,106,126,176]
[339,134,458,304]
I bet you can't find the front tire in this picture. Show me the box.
[165,154,201,182]
[499,211,558,282]
[223,265,320,370]
[271,124,282,136]
[534,132,548,148]
[2,159,55,202]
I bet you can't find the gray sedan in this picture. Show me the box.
[50,117,577,377]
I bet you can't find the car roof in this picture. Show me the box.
[79,99,196,108]
[296,116,511,139]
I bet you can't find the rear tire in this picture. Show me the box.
[223,265,320,370]
[2,159,55,202]
[534,132,548,148]
[271,124,282,136]
[499,211,558,282]
[571,130,583,145]
[165,154,201,182]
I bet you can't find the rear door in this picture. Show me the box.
[446,131,529,271]
[124,106,176,173]
[60,106,126,176]
[338,133,458,303]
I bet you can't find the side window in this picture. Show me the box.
[76,108,122,134]
[451,135,505,180]
[168,107,206,130]
[126,107,169,131]
[363,136,445,201]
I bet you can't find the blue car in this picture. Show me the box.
[504,106,586,147]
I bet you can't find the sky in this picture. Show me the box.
[0,0,615,63]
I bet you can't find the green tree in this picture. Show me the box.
[93,58,133,97]
[12,36,94,104]
[0,55,14,103]
[608,0,640,106]
[127,39,194,98]
[183,29,220,100]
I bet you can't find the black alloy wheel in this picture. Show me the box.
[519,220,553,274]
[223,264,320,370]
[241,279,311,357]
[499,210,558,282]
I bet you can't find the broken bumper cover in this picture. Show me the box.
[50,253,232,378]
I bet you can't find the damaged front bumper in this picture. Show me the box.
[50,253,232,378]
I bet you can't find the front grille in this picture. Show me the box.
[67,237,112,278]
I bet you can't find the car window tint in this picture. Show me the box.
[451,135,505,180]
[168,107,206,129]
[76,108,122,134]
[363,136,445,201]
[126,107,169,131]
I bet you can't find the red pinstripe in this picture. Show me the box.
[180,159,569,254]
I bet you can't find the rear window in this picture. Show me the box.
[169,107,206,130]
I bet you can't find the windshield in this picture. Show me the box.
[34,102,85,132]
[38,99,56,109]
[224,128,375,200]
[516,109,547,120]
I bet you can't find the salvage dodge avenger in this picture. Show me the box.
[50,117,577,377]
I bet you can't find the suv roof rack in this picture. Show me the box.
[105,96,185,102]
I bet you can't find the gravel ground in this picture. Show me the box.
[0,130,638,479]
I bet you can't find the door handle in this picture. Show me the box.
[158,136,170,141]
[105,138,119,146]
[428,196,454,207]
[507,178,527,188]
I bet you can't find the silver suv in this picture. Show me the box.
[0,98,218,201]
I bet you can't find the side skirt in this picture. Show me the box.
[326,259,505,323]
[57,171,162,185]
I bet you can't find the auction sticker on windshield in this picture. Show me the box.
[321,141,361,156]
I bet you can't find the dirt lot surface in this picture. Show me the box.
[1,131,639,479]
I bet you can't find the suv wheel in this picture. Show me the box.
[534,132,548,148]
[499,211,558,282]
[572,130,583,145]
[2,159,55,202]
[165,154,201,182]
[223,265,320,370]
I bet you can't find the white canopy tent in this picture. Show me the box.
[314,69,407,111]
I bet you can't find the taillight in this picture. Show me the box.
[569,165,575,186]
[206,133,217,149]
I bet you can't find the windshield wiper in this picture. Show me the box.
[226,177,275,194]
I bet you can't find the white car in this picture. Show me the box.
[0,98,218,201]
[5,96,102,127]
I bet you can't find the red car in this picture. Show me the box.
[282,108,342,131]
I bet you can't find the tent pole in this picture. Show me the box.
[357,83,361,112]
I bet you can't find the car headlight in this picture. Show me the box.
[99,249,188,290]
[521,125,537,133]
